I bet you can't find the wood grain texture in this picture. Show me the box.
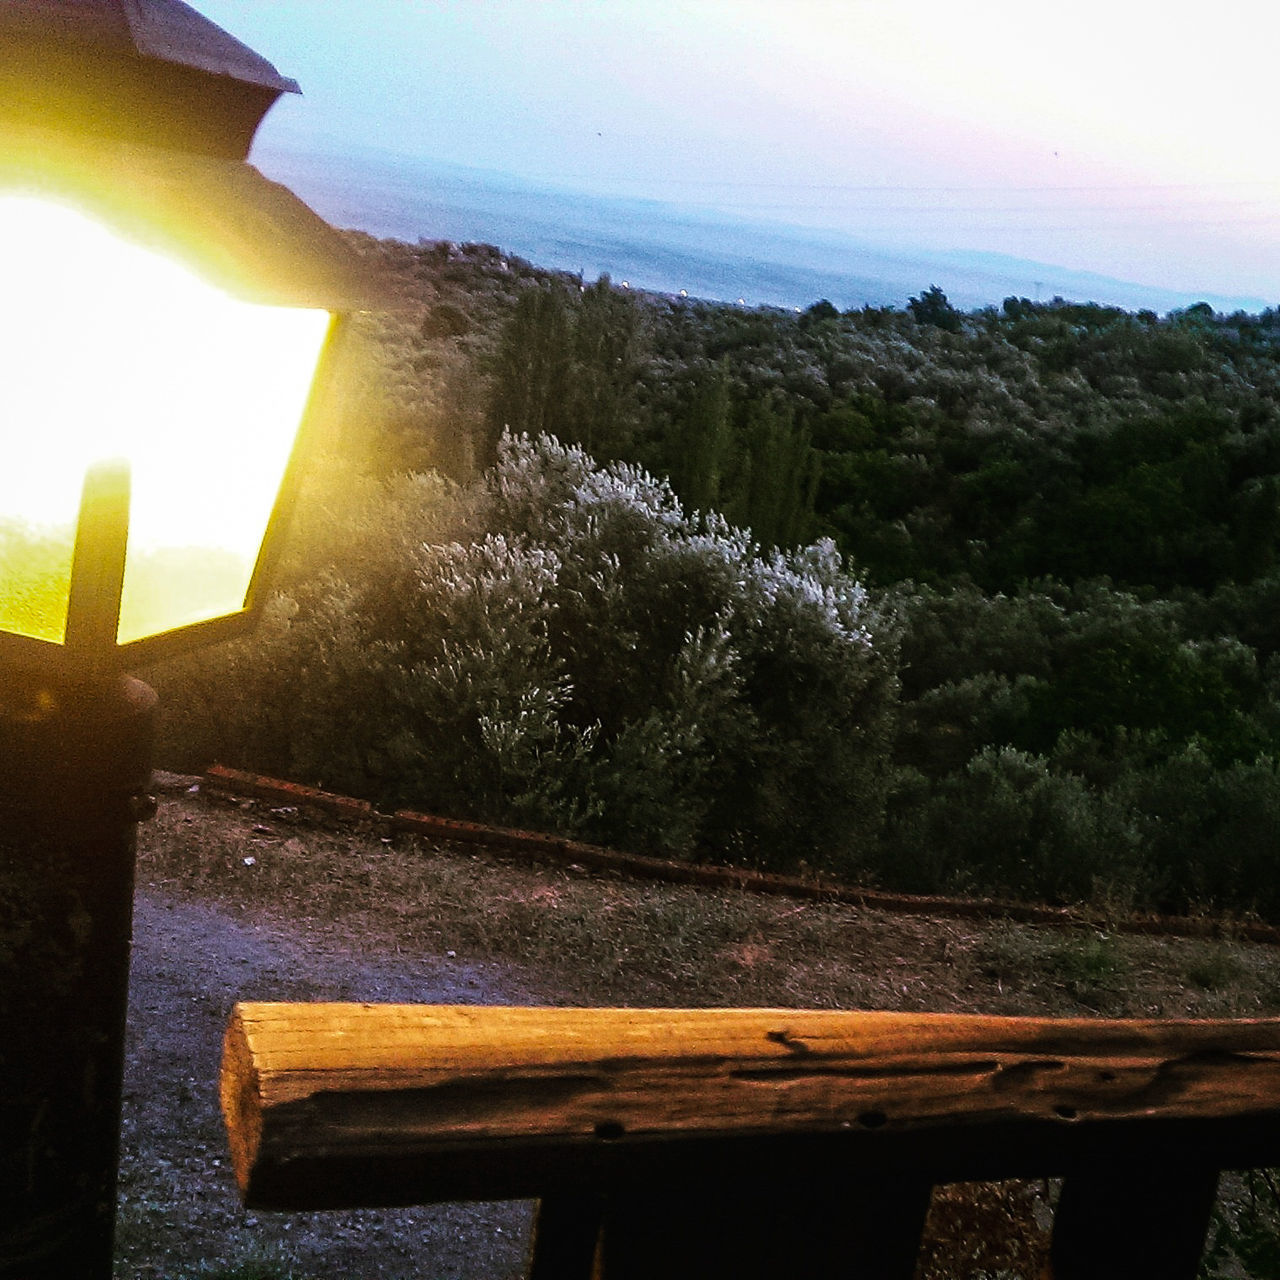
[221,1003,1280,1210]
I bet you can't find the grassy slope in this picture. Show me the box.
[146,785,1280,1021]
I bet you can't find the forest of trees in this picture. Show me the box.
[150,232,1280,921]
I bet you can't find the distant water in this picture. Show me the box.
[255,145,1269,316]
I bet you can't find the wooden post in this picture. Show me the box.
[1048,1162,1219,1280]
[527,1198,603,1280]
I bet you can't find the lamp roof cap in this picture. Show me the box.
[0,0,299,94]
[0,2,405,311]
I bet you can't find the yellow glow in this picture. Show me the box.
[0,195,330,647]
[0,519,75,643]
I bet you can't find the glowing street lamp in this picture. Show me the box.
[0,192,332,667]
[0,4,385,1275]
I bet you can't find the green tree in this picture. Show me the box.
[485,283,574,463]
[564,275,644,457]
[669,366,732,514]
[908,285,963,332]
[721,396,820,549]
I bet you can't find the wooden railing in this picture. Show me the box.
[221,1003,1280,1279]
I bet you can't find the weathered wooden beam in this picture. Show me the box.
[221,1003,1280,1211]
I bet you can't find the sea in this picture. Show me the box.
[253,144,1269,317]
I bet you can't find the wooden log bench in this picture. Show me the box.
[221,1003,1280,1278]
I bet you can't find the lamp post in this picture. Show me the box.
[0,4,382,1274]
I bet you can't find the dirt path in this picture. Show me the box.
[118,886,543,1279]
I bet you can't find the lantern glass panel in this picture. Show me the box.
[0,196,330,647]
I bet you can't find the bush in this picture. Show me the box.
[880,747,1144,903]
[1118,747,1280,917]
[152,434,897,874]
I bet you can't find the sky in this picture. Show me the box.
[195,1,1280,302]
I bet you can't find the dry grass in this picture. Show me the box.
[142,782,1280,1022]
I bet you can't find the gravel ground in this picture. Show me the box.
[118,886,544,1279]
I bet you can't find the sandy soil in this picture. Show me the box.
[118,885,543,1279]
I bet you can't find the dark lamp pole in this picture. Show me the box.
[0,3,387,1274]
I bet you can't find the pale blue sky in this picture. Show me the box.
[196,1,1280,300]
